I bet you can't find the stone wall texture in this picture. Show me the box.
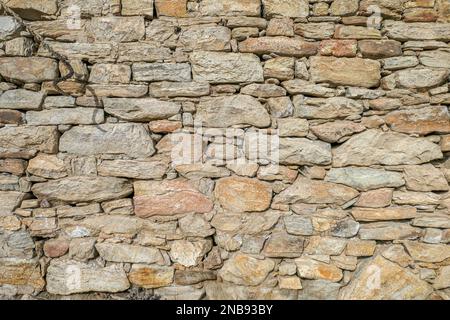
[0,0,450,300]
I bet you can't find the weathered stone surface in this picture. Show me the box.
[32,176,132,203]
[205,281,297,300]
[96,243,162,264]
[155,0,186,17]
[264,57,294,80]
[305,237,347,256]
[352,207,417,222]
[263,0,309,18]
[134,179,213,217]
[150,82,210,98]
[383,56,419,70]
[132,63,191,82]
[170,239,212,267]
[295,23,335,40]
[401,241,450,263]
[278,138,332,165]
[0,57,57,83]
[356,188,393,208]
[196,95,270,128]
[103,98,181,122]
[310,57,381,88]
[319,39,357,57]
[46,260,129,295]
[122,0,154,17]
[0,192,26,216]
[87,16,145,42]
[263,231,304,258]
[191,51,264,83]
[325,167,404,191]
[277,118,309,137]
[330,0,359,16]
[60,124,155,158]
[284,215,314,236]
[404,164,449,192]
[98,158,168,180]
[239,37,318,57]
[434,266,450,290]
[178,25,230,51]
[176,163,230,180]
[0,89,44,110]
[334,25,382,40]
[89,64,131,84]
[385,106,450,135]
[129,264,174,289]
[419,49,450,68]
[0,109,23,125]
[4,0,58,19]
[333,129,443,167]
[359,222,422,240]
[0,258,45,292]
[219,254,275,286]
[384,21,450,41]
[200,0,261,17]
[359,40,402,59]
[215,177,272,212]
[293,97,364,119]
[339,255,433,300]
[241,84,286,98]
[26,108,104,125]
[212,211,280,235]
[0,16,21,40]
[118,42,172,62]
[295,257,343,282]
[393,68,449,89]
[311,121,365,143]
[274,177,359,205]
[27,154,66,179]
[0,126,59,159]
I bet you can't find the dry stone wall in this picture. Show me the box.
[0,0,450,300]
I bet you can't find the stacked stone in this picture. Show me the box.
[0,0,449,300]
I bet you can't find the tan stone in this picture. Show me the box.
[262,0,309,18]
[359,222,422,241]
[134,179,213,218]
[352,207,418,222]
[404,164,449,192]
[155,0,186,17]
[295,257,343,282]
[0,258,45,292]
[121,0,154,17]
[239,37,318,57]
[219,253,275,286]
[339,255,433,300]
[346,240,376,257]
[215,177,272,212]
[200,0,261,17]
[274,177,359,205]
[129,265,174,289]
[401,241,450,263]
[27,154,67,179]
[385,106,450,135]
[310,56,381,88]
[319,40,357,57]
[355,188,393,208]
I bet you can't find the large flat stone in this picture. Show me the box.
[310,56,381,88]
[215,177,272,212]
[0,125,59,159]
[98,157,169,180]
[333,129,443,167]
[274,177,359,205]
[384,21,450,41]
[178,25,231,51]
[352,207,417,222]
[339,255,433,299]
[239,37,318,57]
[32,176,133,203]
[133,179,213,218]
[60,124,155,158]
[219,253,275,286]
[325,167,405,191]
[200,0,261,16]
[191,51,263,84]
[0,57,58,83]
[293,96,364,119]
[385,106,450,135]
[196,95,270,128]
[278,138,332,166]
[132,63,192,82]
[26,108,104,125]
[103,98,181,121]
[95,243,162,264]
[0,89,44,110]
[46,260,130,295]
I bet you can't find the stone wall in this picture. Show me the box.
[0,0,449,300]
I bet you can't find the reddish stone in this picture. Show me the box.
[43,239,69,258]
[319,40,357,57]
[133,179,213,217]
[149,120,182,133]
